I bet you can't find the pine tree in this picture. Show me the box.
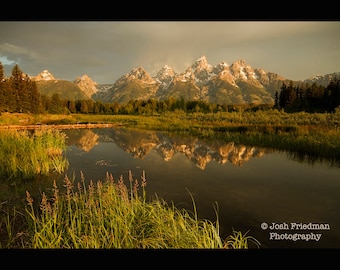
[325,78,340,112]
[274,91,279,109]
[20,74,30,113]
[0,62,7,112]
[49,93,64,114]
[27,79,41,113]
[67,100,76,113]
[0,62,4,81]
[9,64,34,113]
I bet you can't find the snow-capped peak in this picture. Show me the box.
[34,70,55,81]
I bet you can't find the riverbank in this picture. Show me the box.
[0,123,118,130]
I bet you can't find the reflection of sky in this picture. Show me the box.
[62,129,340,248]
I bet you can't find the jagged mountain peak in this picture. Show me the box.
[229,59,258,81]
[192,55,213,72]
[303,72,340,87]
[73,74,98,98]
[216,61,229,68]
[231,59,248,67]
[121,66,156,84]
[193,55,208,66]
[33,69,55,81]
[195,55,208,62]
[190,55,214,82]
[129,67,147,77]
[74,74,93,82]
[161,64,173,71]
[213,61,230,74]
[156,65,176,84]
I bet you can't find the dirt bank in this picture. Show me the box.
[0,123,120,130]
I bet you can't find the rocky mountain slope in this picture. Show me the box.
[31,57,340,104]
[95,56,287,104]
[32,70,90,100]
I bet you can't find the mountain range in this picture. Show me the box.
[30,56,340,105]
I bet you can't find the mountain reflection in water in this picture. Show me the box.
[61,127,340,249]
[64,127,271,169]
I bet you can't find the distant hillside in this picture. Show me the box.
[36,80,89,100]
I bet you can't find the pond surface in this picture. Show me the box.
[55,127,340,249]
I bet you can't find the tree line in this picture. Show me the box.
[274,79,340,113]
[0,63,41,113]
[1,63,339,115]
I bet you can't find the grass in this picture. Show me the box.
[1,171,260,249]
[0,128,69,180]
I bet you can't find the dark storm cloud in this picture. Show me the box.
[1,21,339,83]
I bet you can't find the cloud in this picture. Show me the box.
[0,42,38,63]
[0,21,339,83]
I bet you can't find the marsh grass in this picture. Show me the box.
[23,171,259,249]
[2,111,339,164]
[0,129,69,180]
[224,229,261,249]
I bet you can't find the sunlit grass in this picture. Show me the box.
[0,129,68,180]
[21,171,259,249]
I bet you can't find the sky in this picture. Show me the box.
[0,21,340,84]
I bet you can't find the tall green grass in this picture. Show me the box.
[0,129,69,180]
[23,171,260,249]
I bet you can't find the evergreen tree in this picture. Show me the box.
[49,93,64,114]
[274,91,279,109]
[325,78,340,112]
[278,82,287,109]
[278,81,297,112]
[67,100,77,113]
[27,79,41,113]
[20,74,30,112]
[9,64,24,112]
[0,62,4,81]
[0,62,6,111]
[40,95,51,113]
[79,100,89,113]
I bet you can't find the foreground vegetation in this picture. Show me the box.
[1,171,260,248]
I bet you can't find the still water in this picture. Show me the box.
[60,127,340,248]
